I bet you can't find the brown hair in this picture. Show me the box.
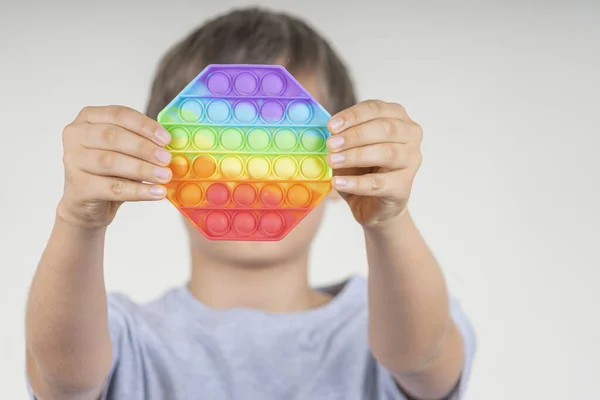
[145,7,357,119]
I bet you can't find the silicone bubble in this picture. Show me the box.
[157,64,333,241]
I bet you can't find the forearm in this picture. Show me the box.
[365,210,458,371]
[26,206,112,393]
[326,98,466,398]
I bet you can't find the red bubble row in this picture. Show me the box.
[202,210,286,237]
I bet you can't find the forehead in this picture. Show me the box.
[294,72,325,105]
[271,57,327,109]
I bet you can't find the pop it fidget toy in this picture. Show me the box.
[157,64,333,241]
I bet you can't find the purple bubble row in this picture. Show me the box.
[206,70,287,97]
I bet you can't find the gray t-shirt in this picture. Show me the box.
[28,275,476,399]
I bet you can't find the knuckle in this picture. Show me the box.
[63,121,86,141]
[76,106,92,120]
[110,179,127,199]
[62,122,75,136]
[64,170,77,188]
[62,151,74,168]
[413,122,424,142]
[380,119,395,140]
[62,123,75,144]
[391,102,406,115]
[346,109,359,124]
[414,152,423,168]
[354,125,368,145]
[370,175,385,191]
[365,99,383,115]
[98,152,115,170]
[382,144,397,161]
[108,106,126,123]
[101,125,118,145]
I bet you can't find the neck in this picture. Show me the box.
[187,246,331,313]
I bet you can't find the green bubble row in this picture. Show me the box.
[166,126,328,153]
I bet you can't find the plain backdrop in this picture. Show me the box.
[1,1,599,399]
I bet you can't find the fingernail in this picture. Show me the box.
[150,186,166,196]
[333,177,348,187]
[155,148,172,164]
[329,117,344,132]
[328,135,345,149]
[155,167,171,180]
[154,127,171,146]
[330,153,345,165]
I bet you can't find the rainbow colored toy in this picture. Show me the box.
[157,64,332,241]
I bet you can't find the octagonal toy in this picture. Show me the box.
[157,64,333,241]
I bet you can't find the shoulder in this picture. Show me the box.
[313,274,369,322]
[320,274,473,326]
[107,285,186,311]
[105,286,189,336]
[318,274,368,304]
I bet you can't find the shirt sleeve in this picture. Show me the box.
[387,296,477,400]
[448,297,477,399]
[24,293,147,400]
[98,293,149,400]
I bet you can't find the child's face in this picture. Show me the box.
[184,72,338,265]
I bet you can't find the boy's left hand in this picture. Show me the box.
[326,100,423,227]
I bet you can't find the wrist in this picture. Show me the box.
[55,199,109,234]
[363,207,413,238]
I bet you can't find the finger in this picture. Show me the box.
[76,149,172,184]
[326,118,408,152]
[327,143,409,170]
[84,174,167,202]
[76,105,172,147]
[327,100,406,134]
[331,170,407,197]
[80,123,172,167]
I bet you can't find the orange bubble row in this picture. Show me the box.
[172,181,322,209]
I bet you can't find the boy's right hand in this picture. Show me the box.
[58,105,173,228]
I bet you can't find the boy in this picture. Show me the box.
[25,7,475,400]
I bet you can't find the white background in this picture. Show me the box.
[1,1,599,399]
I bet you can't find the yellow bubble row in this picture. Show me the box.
[169,153,329,181]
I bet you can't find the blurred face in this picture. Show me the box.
[185,71,338,266]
